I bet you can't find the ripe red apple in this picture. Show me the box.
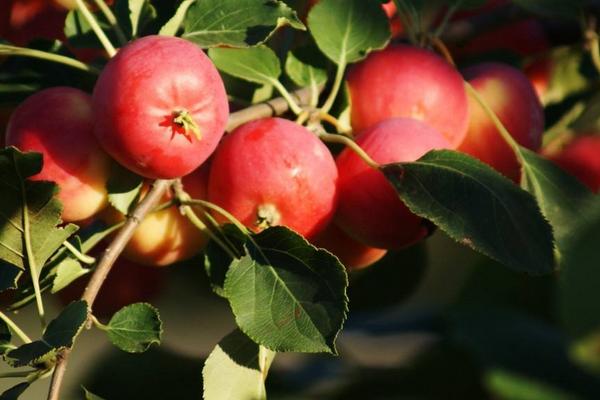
[312,223,387,270]
[551,135,600,193]
[347,44,469,148]
[335,118,451,250]
[101,166,210,267]
[208,117,338,239]
[56,254,165,318]
[93,35,229,179]
[458,63,544,181]
[5,87,111,222]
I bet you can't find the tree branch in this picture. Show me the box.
[226,86,318,132]
[46,179,170,400]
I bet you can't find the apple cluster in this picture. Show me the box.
[3,2,600,279]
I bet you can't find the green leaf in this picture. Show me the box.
[106,164,143,215]
[308,0,390,65]
[182,0,304,48]
[128,0,157,38]
[51,257,89,294]
[203,329,275,400]
[558,199,600,338]
[484,369,579,400]
[159,0,195,36]
[8,221,116,311]
[0,147,78,270]
[0,382,30,400]
[5,300,88,367]
[224,226,348,353]
[115,0,157,39]
[285,46,328,88]
[382,150,555,274]
[209,46,281,87]
[518,147,595,255]
[106,303,162,353]
[511,0,584,20]
[83,386,106,400]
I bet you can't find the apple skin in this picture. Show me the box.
[312,223,387,270]
[102,166,210,267]
[335,118,451,250]
[5,87,111,222]
[208,117,338,239]
[347,44,469,148]
[56,253,165,318]
[458,63,544,181]
[93,35,229,179]
[551,135,600,193]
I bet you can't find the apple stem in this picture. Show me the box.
[62,240,96,265]
[429,35,455,66]
[256,204,281,230]
[91,0,128,45]
[0,311,32,344]
[321,60,346,115]
[172,181,241,260]
[319,132,380,170]
[90,314,109,331]
[320,113,352,135]
[173,110,202,140]
[271,80,304,115]
[74,0,117,57]
[0,44,101,74]
[16,162,47,329]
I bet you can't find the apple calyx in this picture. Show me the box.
[255,203,281,230]
[172,109,202,140]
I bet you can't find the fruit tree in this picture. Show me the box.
[1,0,600,399]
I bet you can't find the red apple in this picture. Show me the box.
[551,135,600,193]
[458,62,544,181]
[6,87,111,222]
[347,44,469,148]
[208,117,338,239]
[93,35,229,179]
[312,223,387,270]
[335,118,451,250]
